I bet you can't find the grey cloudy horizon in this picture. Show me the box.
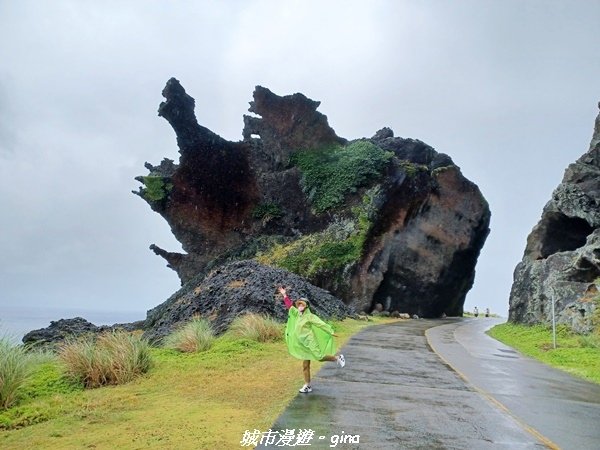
[1,0,599,327]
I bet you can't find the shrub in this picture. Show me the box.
[141,176,173,202]
[252,203,283,223]
[59,331,152,388]
[228,314,283,342]
[256,187,379,278]
[163,318,215,353]
[399,161,428,178]
[0,338,43,409]
[292,140,393,212]
[579,334,600,349]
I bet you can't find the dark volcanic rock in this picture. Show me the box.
[243,85,346,169]
[135,80,490,318]
[22,317,145,347]
[143,260,353,343]
[509,103,600,332]
[345,164,490,316]
[22,317,99,347]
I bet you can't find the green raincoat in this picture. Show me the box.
[285,306,336,361]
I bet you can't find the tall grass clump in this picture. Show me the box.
[0,338,43,409]
[579,334,600,348]
[228,313,283,342]
[59,331,152,388]
[163,318,215,353]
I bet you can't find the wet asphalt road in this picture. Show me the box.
[256,318,600,450]
[427,319,600,450]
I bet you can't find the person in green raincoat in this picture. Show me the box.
[278,287,345,393]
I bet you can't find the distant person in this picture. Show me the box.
[278,287,345,393]
[473,306,479,317]
[485,308,490,318]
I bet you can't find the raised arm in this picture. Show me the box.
[278,287,293,310]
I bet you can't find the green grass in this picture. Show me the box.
[0,339,50,410]
[163,317,215,352]
[292,140,393,212]
[227,313,284,342]
[59,331,153,388]
[487,323,600,384]
[0,317,395,448]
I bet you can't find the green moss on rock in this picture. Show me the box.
[291,140,393,212]
[256,186,381,278]
[252,203,283,222]
[141,176,173,202]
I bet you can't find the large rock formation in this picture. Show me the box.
[135,79,490,318]
[509,103,600,333]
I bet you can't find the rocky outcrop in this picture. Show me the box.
[135,79,490,318]
[509,103,600,333]
[22,317,145,347]
[143,260,353,343]
[353,168,489,317]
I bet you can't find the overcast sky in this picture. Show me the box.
[1,1,599,331]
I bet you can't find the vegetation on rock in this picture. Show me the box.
[140,176,173,202]
[291,140,393,212]
[399,161,428,178]
[252,202,283,224]
[257,186,381,279]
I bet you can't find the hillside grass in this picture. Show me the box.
[487,323,600,384]
[0,317,394,449]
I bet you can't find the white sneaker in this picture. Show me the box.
[299,384,312,393]
[336,354,346,368]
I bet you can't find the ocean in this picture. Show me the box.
[0,305,146,344]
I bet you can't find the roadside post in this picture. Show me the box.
[551,288,557,349]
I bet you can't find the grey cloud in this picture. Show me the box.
[1,0,599,327]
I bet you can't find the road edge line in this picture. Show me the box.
[425,325,561,450]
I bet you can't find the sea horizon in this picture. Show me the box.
[0,305,147,343]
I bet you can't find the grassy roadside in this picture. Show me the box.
[1,317,396,449]
[487,323,600,385]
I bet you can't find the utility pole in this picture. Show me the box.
[551,288,557,349]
